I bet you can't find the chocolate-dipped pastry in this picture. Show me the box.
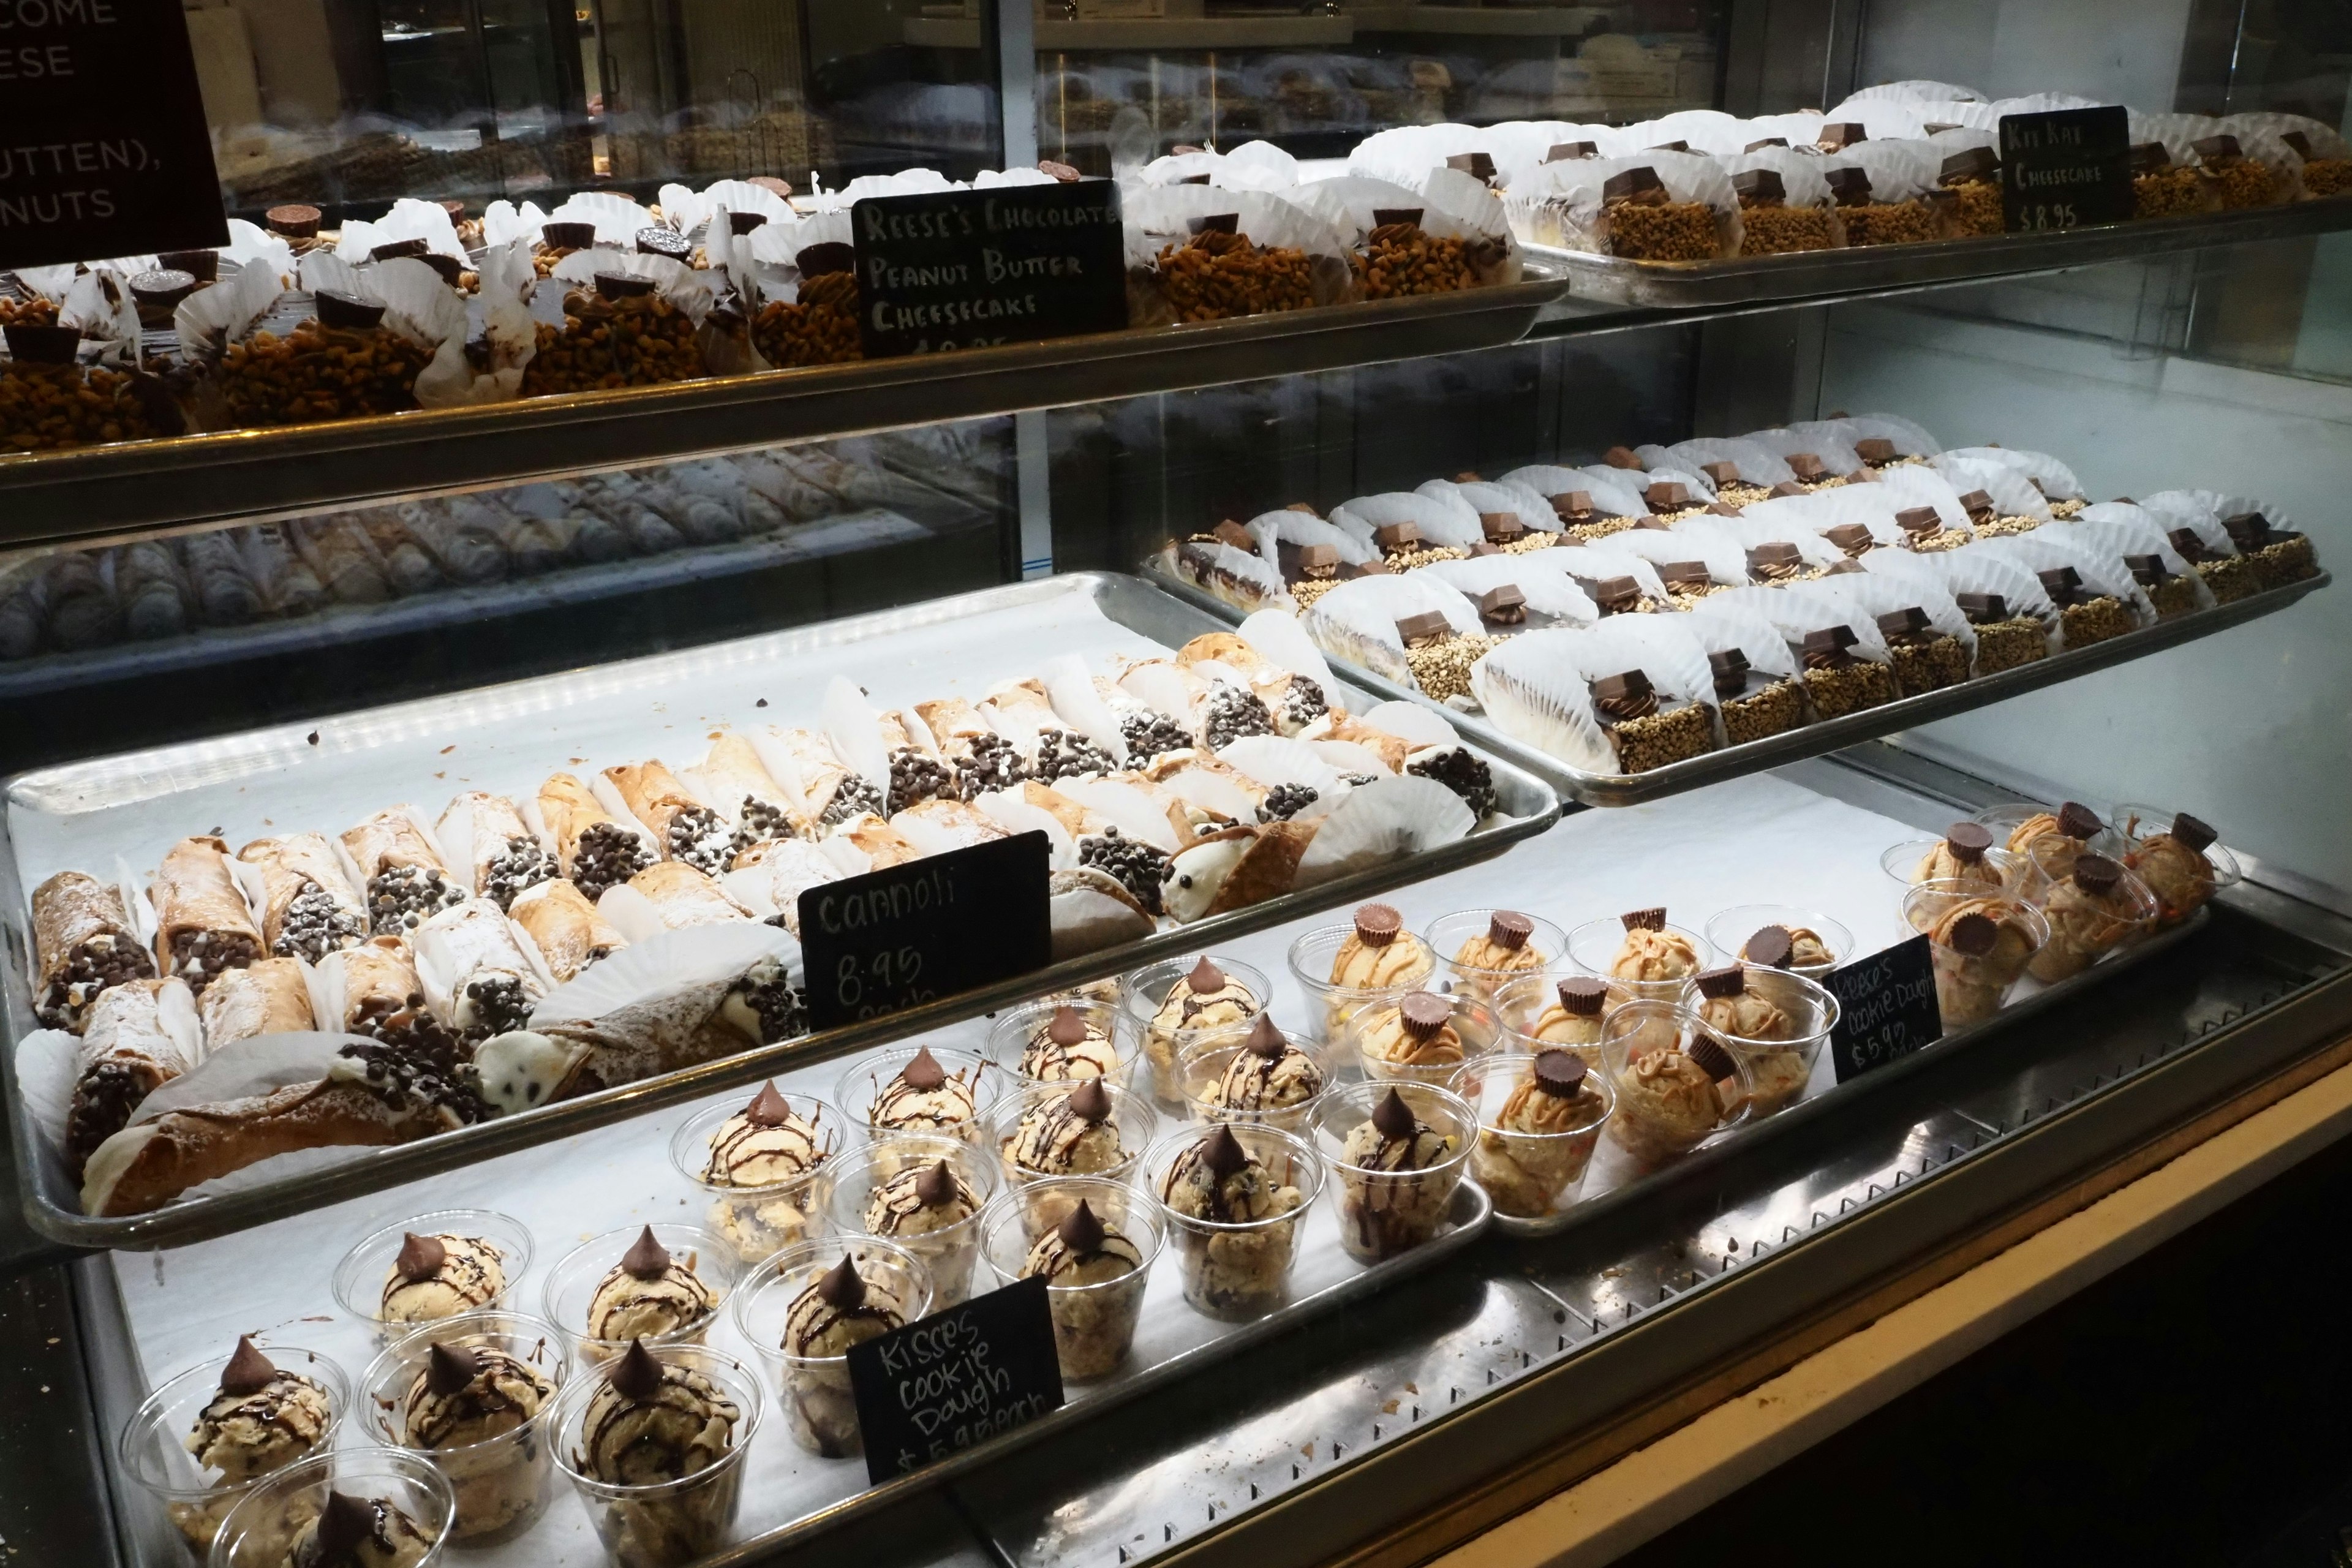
[31,870,157,1031]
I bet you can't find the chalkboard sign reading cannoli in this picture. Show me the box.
[851,182,1128,358]
[0,0,227,270]
[2000,105,2133,232]
[800,830,1052,1028]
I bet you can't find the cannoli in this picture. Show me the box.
[176,531,267,627]
[602,760,734,877]
[330,935,460,1061]
[723,840,839,936]
[294,517,393,604]
[435,792,556,910]
[913,697,1029,798]
[236,834,366,962]
[341,808,467,935]
[62,977,201,1175]
[358,513,445,596]
[1161,821,1316,922]
[614,862,754,932]
[687,732,811,851]
[197,957,317,1047]
[891,797,1009,856]
[879,708,959,813]
[508,880,625,981]
[759,729,885,833]
[394,501,509,585]
[834,816,922,873]
[31,870,156,1031]
[149,837,264,996]
[414,899,551,1041]
[1173,632,1335,740]
[115,541,190,641]
[233,522,329,617]
[42,550,120,650]
[535,772,655,902]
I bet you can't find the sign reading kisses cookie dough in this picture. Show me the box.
[0,0,228,270]
[850,181,1128,358]
[799,829,1052,1029]
[846,1275,1065,1483]
[1999,105,2133,232]
[1823,935,1942,1081]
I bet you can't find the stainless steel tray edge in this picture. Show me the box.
[2,572,1558,1252]
[1146,564,2330,808]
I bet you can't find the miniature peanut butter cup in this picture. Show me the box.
[1065,1077,1111,1122]
[426,1342,482,1398]
[1556,975,1607,1016]
[396,1232,448,1281]
[594,271,658,300]
[797,241,858,277]
[609,1339,663,1399]
[728,210,770,235]
[1948,913,2000,956]
[1620,907,1666,932]
[1947,821,1994,863]
[1058,1199,1107,1255]
[1694,965,1746,1000]
[1370,1087,1417,1140]
[313,290,386,330]
[2073,854,2123,894]
[1531,1049,1588,1096]
[1488,911,1534,950]
[2171,813,2218,853]
[620,1226,672,1280]
[816,1253,866,1309]
[914,1159,958,1208]
[635,227,694,262]
[1399,991,1452,1041]
[2057,801,2103,840]
[1200,1123,1250,1178]
[1354,904,1402,947]
[900,1047,947,1091]
[158,248,219,281]
[265,203,322,239]
[539,221,597,251]
[1745,925,1795,969]
[4,324,81,363]
[1686,1035,1737,1080]
[745,1081,794,1126]
[220,1336,278,1396]
[129,268,198,314]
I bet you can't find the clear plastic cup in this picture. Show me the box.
[359,1310,568,1545]
[1681,967,1838,1117]
[1286,923,1436,1044]
[979,1177,1164,1380]
[2026,860,2162,983]
[985,996,1139,1088]
[1140,1123,1324,1321]
[1902,880,2052,1027]
[549,1343,764,1564]
[1877,839,2025,891]
[1449,1052,1616,1221]
[1118,954,1273,1114]
[731,1236,932,1459]
[987,1079,1159,1232]
[2016,822,2133,906]
[823,1134,998,1306]
[1488,972,1611,1068]
[330,1208,533,1348]
[832,1044,997,1147]
[540,1224,740,1366]
[1598,1001,1756,1167]
[1563,915,1715,1005]
[1970,801,2054,850]
[208,1446,453,1568]
[1170,1014,1335,1133]
[119,1344,350,1562]
[1423,908,1569,1003]
[1309,1080,1477,1264]
[2114,802,2244,927]
[665,1092,843,1265]
[1344,989,1502,1087]
[1700,905,1855,981]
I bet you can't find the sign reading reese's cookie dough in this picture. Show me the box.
[0,0,227,270]
[850,181,1128,358]
[799,829,1052,1030]
[1999,105,2132,232]
[847,1275,1065,1483]
[1823,934,1941,1081]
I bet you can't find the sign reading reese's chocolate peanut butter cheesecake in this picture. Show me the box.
[849,181,1128,359]
[1823,934,1941,1081]
[799,829,1052,1030]
[0,0,228,270]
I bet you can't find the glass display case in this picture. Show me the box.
[4,0,2350,1564]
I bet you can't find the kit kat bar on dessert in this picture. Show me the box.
[31,870,157,1033]
[149,837,263,997]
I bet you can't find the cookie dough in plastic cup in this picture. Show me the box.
[121,1341,350,1562]
[360,1310,569,1545]
[1141,1123,1324,1321]
[1287,907,1436,1044]
[2016,818,2133,907]
[541,1223,739,1366]
[979,1178,1163,1380]
[1490,972,1615,1067]
[1172,1014,1334,1133]
[1425,908,1567,1003]
[1118,954,1272,1113]
[834,1043,997,1147]
[2114,803,2243,927]
[208,1446,453,1568]
[1346,988,1502,1087]
[1450,1050,1615,1220]
[732,1237,931,1459]
[1564,913,1715,1005]
[1700,906,1854,981]
[988,995,1139,1089]
[549,1343,764,1566]
[331,1208,534,1348]
[1310,1080,1477,1264]
[667,1088,843,1265]
[1878,836,2024,892]
[988,1077,1159,1232]
[1902,880,2050,1027]
[1598,1001,1755,1167]
[824,1134,998,1306]
[2025,853,2160,983]
[1683,965,1838,1117]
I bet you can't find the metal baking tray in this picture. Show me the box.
[1525,197,2352,309]
[2,571,1556,1251]
[1487,906,2210,1238]
[0,277,1566,550]
[1148,564,2331,809]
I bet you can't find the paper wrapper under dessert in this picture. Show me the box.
[435,792,558,911]
[1503,149,1742,260]
[229,833,368,965]
[470,922,800,1116]
[149,835,265,997]
[1288,167,1523,298]
[1830,563,1979,694]
[29,869,157,1032]
[1676,594,1816,747]
[412,898,556,1040]
[1815,140,1944,246]
[1300,572,1482,692]
[1942,444,2083,510]
[685,731,813,853]
[527,772,658,903]
[1973,530,2156,648]
[1120,184,1356,326]
[508,880,628,982]
[1746,579,1904,721]
[1416,554,1601,633]
[1721,145,1847,255]
[2155,487,2322,593]
[1469,618,1721,777]
[598,861,758,941]
[1933,453,2057,530]
[23,976,205,1177]
[1741,424,1868,483]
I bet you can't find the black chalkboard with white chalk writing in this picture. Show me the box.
[0,0,227,269]
[2000,105,2133,232]
[850,181,1128,358]
[1824,934,1943,1082]
[847,1275,1066,1483]
[799,829,1051,1030]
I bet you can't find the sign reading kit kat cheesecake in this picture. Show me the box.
[0,0,227,270]
[850,181,1128,359]
[2000,105,2133,232]
[799,830,1052,1029]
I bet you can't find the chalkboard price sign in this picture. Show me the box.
[2000,105,2133,232]
[850,181,1129,358]
[846,1275,1066,1484]
[798,830,1052,1030]
[1823,935,1943,1082]
[0,0,227,270]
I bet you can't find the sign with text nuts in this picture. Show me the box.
[847,1275,1065,1483]
[0,0,227,270]
[1824,934,1942,1082]
[850,181,1128,358]
[799,829,1051,1030]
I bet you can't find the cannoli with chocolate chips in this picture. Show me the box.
[149,837,263,997]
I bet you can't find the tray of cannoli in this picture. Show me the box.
[1151,413,2329,807]
[2,571,1557,1248]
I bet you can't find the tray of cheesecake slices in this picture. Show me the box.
[2,571,1559,1249]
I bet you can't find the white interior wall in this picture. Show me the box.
[1856,0,2192,109]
